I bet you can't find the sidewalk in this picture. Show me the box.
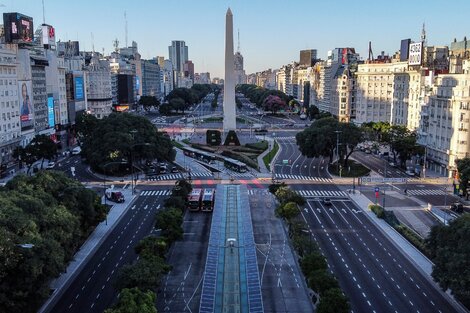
[38,187,137,313]
[257,136,282,174]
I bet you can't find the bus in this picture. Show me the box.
[224,157,248,173]
[201,188,215,212]
[181,146,216,164]
[187,188,203,211]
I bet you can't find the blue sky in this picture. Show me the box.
[3,0,470,77]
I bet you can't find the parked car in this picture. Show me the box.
[71,147,81,155]
[450,202,464,213]
[405,170,415,176]
[46,161,56,169]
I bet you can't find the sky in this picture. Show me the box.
[3,0,470,77]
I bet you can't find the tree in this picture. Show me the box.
[139,96,160,111]
[155,208,183,243]
[296,117,338,163]
[316,288,350,313]
[456,158,470,199]
[77,113,175,173]
[114,255,170,292]
[339,123,363,167]
[104,288,157,313]
[307,270,339,295]
[159,103,172,115]
[169,97,186,113]
[306,105,320,120]
[274,187,305,206]
[276,202,300,220]
[135,236,168,259]
[381,125,420,168]
[262,95,287,113]
[301,252,328,275]
[426,214,470,307]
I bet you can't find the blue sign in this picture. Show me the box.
[74,76,84,101]
[374,187,380,192]
[135,76,140,94]
[47,95,55,127]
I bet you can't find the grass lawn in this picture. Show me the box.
[245,140,268,151]
[172,140,184,149]
[329,159,370,177]
[263,141,279,170]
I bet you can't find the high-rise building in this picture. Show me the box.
[300,49,317,67]
[184,60,194,80]
[234,51,246,85]
[141,59,161,97]
[86,54,112,119]
[168,40,188,72]
[0,45,21,171]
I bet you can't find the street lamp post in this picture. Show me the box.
[334,130,342,172]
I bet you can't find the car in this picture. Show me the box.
[406,170,415,176]
[171,166,179,173]
[46,161,55,169]
[71,147,81,155]
[450,202,464,213]
[286,123,294,127]
[388,161,396,167]
[323,198,332,206]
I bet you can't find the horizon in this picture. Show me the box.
[3,0,470,77]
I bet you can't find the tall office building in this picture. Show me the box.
[234,51,246,84]
[184,60,194,80]
[300,49,317,67]
[168,40,188,72]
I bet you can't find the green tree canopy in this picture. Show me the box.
[456,158,470,199]
[0,171,106,313]
[14,135,57,172]
[104,287,157,313]
[426,214,470,307]
[76,113,175,173]
[139,96,160,111]
[316,288,350,313]
[155,208,184,243]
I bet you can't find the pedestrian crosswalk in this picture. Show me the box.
[140,190,172,196]
[273,136,296,140]
[275,173,333,182]
[147,172,213,181]
[407,189,447,196]
[296,190,348,198]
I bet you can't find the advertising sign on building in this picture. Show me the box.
[74,76,84,101]
[41,24,56,47]
[400,39,411,61]
[3,12,34,44]
[47,94,55,127]
[408,42,423,66]
[18,80,34,130]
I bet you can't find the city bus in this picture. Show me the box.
[181,146,216,164]
[201,188,215,212]
[187,188,203,211]
[223,157,248,173]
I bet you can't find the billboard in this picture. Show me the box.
[114,105,129,112]
[74,76,84,101]
[409,42,423,66]
[18,80,34,131]
[400,39,411,61]
[47,94,55,127]
[41,24,56,47]
[3,13,34,44]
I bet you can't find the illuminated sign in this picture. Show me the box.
[74,76,84,101]
[18,80,34,131]
[3,12,34,44]
[47,94,55,127]
[114,105,129,112]
[408,42,423,66]
[42,24,56,47]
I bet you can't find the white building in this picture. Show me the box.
[0,45,21,168]
[86,54,112,118]
[234,51,246,85]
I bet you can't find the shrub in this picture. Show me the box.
[369,204,385,219]
[307,270,339,295]
[301,252,328,275]
[155,208,184,244]
[164,196,185,211]
[269,182,286,195]
[316,288,350,313]
[275,187,306,206]
[275,202,300,220]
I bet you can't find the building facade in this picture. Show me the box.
[141,59,161,98]
[86,54,112,119]
[168,40,188,72]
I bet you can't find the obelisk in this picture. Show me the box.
[223,8,236,131]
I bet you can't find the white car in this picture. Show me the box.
[71,147,81,155]
[46,162,55,169]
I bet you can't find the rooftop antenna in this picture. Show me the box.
[368,41,374,61]
[237,28,240,53]
[124,11,128,48]
[113,38,119,52]
[42,0,45,24]
[91,32,95,53]
[421,22,427,47]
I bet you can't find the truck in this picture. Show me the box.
[105,188,125,203]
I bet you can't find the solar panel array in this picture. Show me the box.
[199,184,264,313]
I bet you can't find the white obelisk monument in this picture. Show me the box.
[223,8,236,131]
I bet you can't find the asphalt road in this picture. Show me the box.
[352,151,408,178]
[48,188,168,313]
[275,137,460,312]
